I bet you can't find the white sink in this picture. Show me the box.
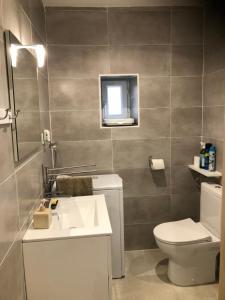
[23,195,112,242]
[55,197,98,229]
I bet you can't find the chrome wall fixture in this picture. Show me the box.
[0,108,20,125]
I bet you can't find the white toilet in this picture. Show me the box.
[153,182,222,286]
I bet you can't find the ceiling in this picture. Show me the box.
[43,0,204,7]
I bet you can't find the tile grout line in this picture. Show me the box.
[47,43,203,47]
[48,75,203,80]
[201,6,205,143]
[169,7,173,198]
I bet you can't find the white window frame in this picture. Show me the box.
[102,80,129,119]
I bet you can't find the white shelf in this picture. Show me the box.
[188,165,222,178]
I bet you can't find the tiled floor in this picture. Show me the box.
[112,249,219,300]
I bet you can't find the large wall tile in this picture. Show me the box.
[46,8,108,45]
[19,7,32,45]
[124,195,170,225]
[171,107,202,137]
[49,78,99,110]
[48,45,109,78]
[117,168,170,198]
[171,192,200,222]
[112,108,170,140]
[171,77,202,108]
[38,73,49,112]
[204,41,225,74]
[139,77,170,108]
[204,3,225,73]
[171,165,199,193]
[108,8,170,45]
[113,138,170,170]
[171,137,200,166]
[28,0,45,39]
[110,45,170,76]
[0,241,25,300]
[172,8,203,45]
[204,69,225,106]
[19,0,29,15]
[125,224,157,250]
[172,45,203,76]
[0,176,19,263]
[204,3,225,45]
[0,128,14,183]
[56,140,113,170]
[203,106,225,140]
[2,0,21,40]
[51,110,111,141]
[16,152,42,228]
[31,24,45,44]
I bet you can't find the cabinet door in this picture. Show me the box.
[23,237,111,300]
[94,189,123,278]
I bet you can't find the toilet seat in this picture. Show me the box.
[153,218,212,245]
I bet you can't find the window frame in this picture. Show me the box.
[99,74,140,128]
[102,80,130,119]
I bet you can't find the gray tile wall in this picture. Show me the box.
[46,6,204,250]
[203,1,225,173]
[0,1,50,299]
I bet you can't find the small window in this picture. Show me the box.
[100,75,139,127]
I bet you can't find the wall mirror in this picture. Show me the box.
[4,31,42,163]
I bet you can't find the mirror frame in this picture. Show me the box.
[4,30,42,164]
[4,30,19,162]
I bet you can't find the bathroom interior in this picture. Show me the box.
[1,0,225,299]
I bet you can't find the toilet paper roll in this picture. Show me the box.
[151,159,165,170]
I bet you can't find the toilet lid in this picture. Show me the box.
[153,218,212,245]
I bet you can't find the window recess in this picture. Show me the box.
[100,74,139,127]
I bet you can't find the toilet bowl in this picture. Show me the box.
[153,183,222,286]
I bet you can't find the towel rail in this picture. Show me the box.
[42,164,97,197]
[47,164,96,173]
[48,170,98,180]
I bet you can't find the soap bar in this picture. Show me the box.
[33,208,52,229]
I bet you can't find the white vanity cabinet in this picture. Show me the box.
[23,195,112,300]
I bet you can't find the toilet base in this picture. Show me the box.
[167,247,219,286]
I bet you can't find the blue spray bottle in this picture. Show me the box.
[209,145,216,171]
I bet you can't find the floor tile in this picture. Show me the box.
[112,249,218,300]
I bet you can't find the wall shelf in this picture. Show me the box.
[188,165,222,178]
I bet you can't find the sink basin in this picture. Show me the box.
[56,197,98,229]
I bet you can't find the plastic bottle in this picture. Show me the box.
[209,145,216,171]
[204,143,212,170]
[200,142,206,169]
